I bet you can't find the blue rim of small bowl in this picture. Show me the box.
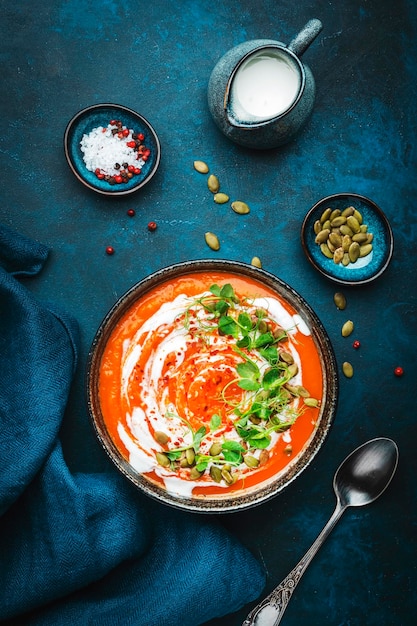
[301,193,394,286]
[64,103,161,196]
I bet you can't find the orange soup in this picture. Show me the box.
[98,271,324,499]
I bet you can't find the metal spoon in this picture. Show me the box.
[243,437,399,626]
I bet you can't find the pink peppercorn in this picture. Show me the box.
[127,208,135,217]
[147,221,157,232]
[106,246,115,255]
[352,340,361,349]
[394,366,404,377]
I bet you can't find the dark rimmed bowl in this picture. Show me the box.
[301,193,394,286]
[87,259,338,513]
[64,103,161,196]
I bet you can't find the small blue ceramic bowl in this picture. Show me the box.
[64,103,161,196]
[301,193,394,286]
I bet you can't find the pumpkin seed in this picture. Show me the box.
[251,256,262,268]
[359,243,373,257]
[341,206,355,217]
[214,192,229,204]
[284,444,293,455]
[353,209,363,224]
[186,448,195,466]
[304,397,320,407]
[210,465,223,483]
[231,200,250,214]
[180,453,190,468]
[154,431,170,445]
[156,452,170,467]
[348,241,360,263]
[327,238,336,253]
[205,231,220,251]
[342,361,354,378]
[209,442,222,456]
[330,216,347,228]
[329,232,342,248]
[342,234,351,251]
[279,351,294,365]
[221,468,235,485]
[193,160,209,174]
[333,247,344,264]
[296,385,310,398]
[342,253,350,266]
[352,232,368,244]
[340,224,354,237]
[284,383,299,395]
[190,466,204,480]
[244,455,259,468]
[315,228,330,244]
[287,362,299,378]
[341,320,354,337]
[320,242,333,259]
[333,292,347,310]
[207,174,220,193]
[346,215,361,233]
[314,219,322,235]
[320,207,332,223]
[330,208,341,221]
[259,450,270,466]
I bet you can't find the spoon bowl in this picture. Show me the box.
[335,437,399,508]
[243,437,399,626]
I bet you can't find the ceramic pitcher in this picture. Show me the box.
[207,19,322,149]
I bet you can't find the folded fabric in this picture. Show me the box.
[0,225,266,625]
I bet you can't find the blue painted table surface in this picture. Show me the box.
[1,1,416,624]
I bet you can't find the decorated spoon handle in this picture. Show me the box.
[242,502,345,626]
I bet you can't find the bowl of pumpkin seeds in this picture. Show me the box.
[301,193,394,285]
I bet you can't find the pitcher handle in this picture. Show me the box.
[287,19,322,57]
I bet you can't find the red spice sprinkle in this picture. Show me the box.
[105,246,115,255]
[127,208,136,217]
[147,221,157,232]
[352,340,361,349]
[394,366,404,377]
[138,133,145,141]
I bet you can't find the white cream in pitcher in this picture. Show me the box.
[230,48,301,122]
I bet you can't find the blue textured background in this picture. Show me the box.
[1,1,416,624]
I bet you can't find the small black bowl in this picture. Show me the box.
[301,193,394,286]
[64,103,161,196]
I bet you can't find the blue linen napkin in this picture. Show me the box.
[0,225,266,625]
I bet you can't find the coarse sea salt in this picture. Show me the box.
[80,124,145,176]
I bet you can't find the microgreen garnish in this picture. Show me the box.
[210,413,222,431]
[154,283,319,485]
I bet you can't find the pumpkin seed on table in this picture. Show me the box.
[341,320,354,337]
[231,200,250,214]
[205,231,220,251]
[193,160,209,174]
[213,192,229,204]
[342,361,354,378]
[207,174,220,193]
[333,292,347,310]
[251,256,262,268]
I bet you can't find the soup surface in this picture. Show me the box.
[98,271,324,499]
